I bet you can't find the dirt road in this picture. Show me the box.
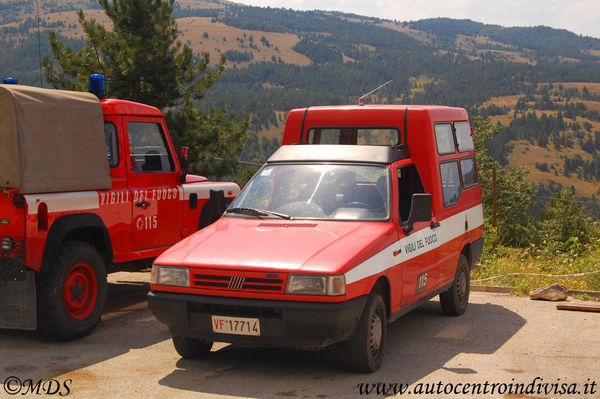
[1,271,598,398]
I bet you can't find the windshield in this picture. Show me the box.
[228,164,390,220]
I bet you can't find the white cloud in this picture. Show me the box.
[237,0,600,38]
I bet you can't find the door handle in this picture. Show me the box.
[136,201,151,208]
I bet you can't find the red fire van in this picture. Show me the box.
[148,105,484,372]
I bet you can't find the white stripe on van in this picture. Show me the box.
[345,204,483,284]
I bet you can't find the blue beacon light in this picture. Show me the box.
[3,77,19,84]
[89,74,106,99]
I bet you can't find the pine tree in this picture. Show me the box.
[43,0,249,178]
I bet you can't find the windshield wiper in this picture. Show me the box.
[226,207,292,220]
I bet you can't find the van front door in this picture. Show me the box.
[394,164,439,305]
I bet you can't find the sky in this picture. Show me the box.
[238,0,600,39]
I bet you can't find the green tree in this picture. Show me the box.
[472,116,538,247]
[537,189,593,251]
[43,0,249,178]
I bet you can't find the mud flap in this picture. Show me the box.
[0,263,36,330]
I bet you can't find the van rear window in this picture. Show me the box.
[307,128,399,146]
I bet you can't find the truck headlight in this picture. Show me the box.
[151,265,190,287]
[285,274,346,296]
[1,237,13,251]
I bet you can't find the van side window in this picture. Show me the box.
[440,161,462,206]
[434,123,455,155]
[455,122,474,152]
[104,122,119,168]
[460,157,478,188]
[128,122,174,173]
[397,165,425,224]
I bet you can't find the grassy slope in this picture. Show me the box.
[483,82,600,197]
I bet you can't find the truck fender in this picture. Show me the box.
[41,213,113,273]
[198,190,231,230]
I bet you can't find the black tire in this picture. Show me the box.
[36,241,107,341]
[172,335,213,358]
[439,254,470,316]
[347,292,387,373]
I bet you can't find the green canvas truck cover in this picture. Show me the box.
[0,85,111,193]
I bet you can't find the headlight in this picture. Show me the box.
[1,237,13,251]
[151,265,190,287]
[285,274,346,296]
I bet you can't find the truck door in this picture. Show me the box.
[124,117,183,251]
[394,164,439,305]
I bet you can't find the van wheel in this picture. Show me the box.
[347,292,386,373]
[37,241,107,341]
[172,335,213,358]
[440,254,470,316]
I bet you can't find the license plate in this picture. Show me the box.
[211,315,260,336]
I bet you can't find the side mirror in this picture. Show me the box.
[404,193,432,235]
[179,146,189,184]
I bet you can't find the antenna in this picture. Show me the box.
[35,0,42,87]
[359,80,392,105]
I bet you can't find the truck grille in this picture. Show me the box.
[0,236,25,260]
[191,270,287,293]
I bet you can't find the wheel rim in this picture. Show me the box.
[368,310,383,358]
[63,262,98,320]
[456,266,468,305]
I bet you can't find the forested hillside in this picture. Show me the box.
[2,0,600,217]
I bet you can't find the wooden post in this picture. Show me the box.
[492,165,498,251]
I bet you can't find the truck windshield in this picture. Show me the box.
[228,164,390,220]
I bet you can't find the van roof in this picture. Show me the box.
[267,144,409,165]
[282,105,470,146]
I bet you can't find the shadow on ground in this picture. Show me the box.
[158,299,526,398]
[0,276,167,380]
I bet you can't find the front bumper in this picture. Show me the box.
[147,291,368,350]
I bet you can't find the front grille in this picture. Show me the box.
[0,236,25,260]
[192,270,287,293]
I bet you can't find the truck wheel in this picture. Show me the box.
[172,335,213,358]
[347,292,387,373]
[439,254,470,316]
[36,241,107,341]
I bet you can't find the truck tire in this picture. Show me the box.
[172,335,213,358]
[347,292,387,373]
[36,241,107,341]
[439,254,470,316]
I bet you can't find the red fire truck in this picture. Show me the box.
[0,75,239,340]
[148,105,484,372]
